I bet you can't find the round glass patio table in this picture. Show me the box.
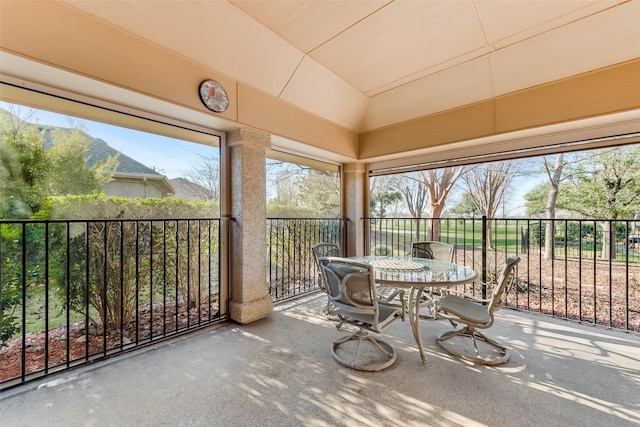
[348,256,477,363]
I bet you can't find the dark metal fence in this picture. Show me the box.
[267,218,347,302]
[9,214,633,390]
[364,217,640,333]
[0,218,223,391]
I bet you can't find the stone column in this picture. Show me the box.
[343,162,367,257]
[227,128,273,323]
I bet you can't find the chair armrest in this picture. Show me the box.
[444,283,491,303]
[438,291,491,305]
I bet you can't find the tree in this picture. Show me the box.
[271,174,299,206]
[1,112,49,216]
[369,176,402,218]
[265,159,340,217]
[394,173,427,218]
[1,112,119,218]
[463,161,518,249]
[297,169,340,217]
[369,175,403,244]
[448,192,480,217]
[184,153,220,201]
[523,183,548,217]
[267,161,299,206]
[393,173,428,237]
[541,153,566,259]
[47,127,118,196]
[416,167,464,240]
[558,146,640,259]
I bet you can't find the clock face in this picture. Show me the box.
[199,80,229,113]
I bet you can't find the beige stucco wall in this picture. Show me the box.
[2,1,637,164]
[342,163,368,256]
[0,1,358,161]
[359,59,640,160]
[105,180,164,199]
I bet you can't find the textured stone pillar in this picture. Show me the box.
[343,162,367,257]
[228,128,273,323]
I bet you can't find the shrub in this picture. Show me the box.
[38,194,219,331]
[373,244,390,256]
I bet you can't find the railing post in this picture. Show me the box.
[362,218,369,256]
[482,215,488,300]
[343,218,349,256]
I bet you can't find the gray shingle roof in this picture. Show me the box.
[41,126,163,176]
[85,137,162,176]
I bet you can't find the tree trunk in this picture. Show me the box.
[543,153,564,260]
[600,221,617,261]
[600,221,610,260]
[428,204,444,241]
[486,219,494,251]
[543,189,558,260]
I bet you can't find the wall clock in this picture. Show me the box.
[199,79,229,113]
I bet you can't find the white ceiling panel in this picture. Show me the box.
[230,0,391,53]
[56,0,639,133]
[366,45,494,97]
[475,0,605,44]
[309,0,486,94]
[64,0,304,97]
[480,0,628,50]
[363,57,494,131]
[280,56,368,130]
[490,1,640,96]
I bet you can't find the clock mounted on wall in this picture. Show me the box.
[198,79,229,113]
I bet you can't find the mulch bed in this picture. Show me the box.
[0,302,219,385]
[458,250,640,331]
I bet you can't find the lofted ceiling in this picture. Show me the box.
[58,0,640,134]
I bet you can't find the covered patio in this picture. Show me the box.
[1,2,640,424]
[2,293,639,426]
[2,1,639,326]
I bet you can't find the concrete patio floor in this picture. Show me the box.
[2,292,639,427]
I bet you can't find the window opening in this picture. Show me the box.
[1,89,221,220]
[266,150,341,218]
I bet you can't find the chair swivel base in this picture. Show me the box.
[437,327,510,366]
[331,329,397,371]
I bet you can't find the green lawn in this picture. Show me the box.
[373,218,640,263]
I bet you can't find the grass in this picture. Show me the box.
[374,218,640,264]
[18,283,85,335]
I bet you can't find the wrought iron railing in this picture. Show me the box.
[6,214,635,389]
[364,217,640,333]
[267,218,347,302]
[0,218,223,391]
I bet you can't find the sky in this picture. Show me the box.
[1,101,218,180]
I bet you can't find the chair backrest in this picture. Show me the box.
[312,243,341,294]
[318,257,376,308]
[320,257,401,334]
[312,243,341,260]
[411,241,455,263]
[488,257,521,314]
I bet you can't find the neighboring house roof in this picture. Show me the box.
[168,178,209,201]
[41,126,175,196]
[86,138,175,196]
[85,137,156,175]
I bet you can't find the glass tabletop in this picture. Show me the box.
[348,256,477,287]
